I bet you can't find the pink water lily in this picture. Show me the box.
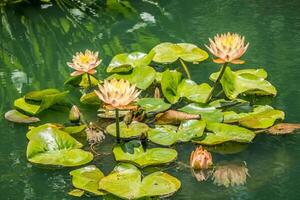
[205,32,249,64]
[67,49,101,76]
[190,146,213,170]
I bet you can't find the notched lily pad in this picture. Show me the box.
[148,120,206,146]
[137,98,171,113]
[98,163,181,199]
[151,42,208,63]
[106,121,149,138]
[210,67,277,99]
[161,69,182,104]
[177,79,211,103]
[26,124,93,167]
[113,141,177,167]
[4,109,40,123]
[70,165,105,195]
[107,51,154,73]
[193,123,255,145]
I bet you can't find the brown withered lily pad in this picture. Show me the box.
[155,110,200,125]
[267,123,300,135]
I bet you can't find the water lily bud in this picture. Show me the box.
[124,111,133,127]
[154,87,161,98]
[190,146,213,170]
[69,105,81,123]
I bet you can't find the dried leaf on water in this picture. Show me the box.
[155,110,200,125]
[267,123,300,135]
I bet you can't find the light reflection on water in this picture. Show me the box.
[1,0,300,199]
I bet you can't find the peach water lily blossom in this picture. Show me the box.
[190,146,213,170]
[205,32,249,64]
[95,79,141,110]
[67,49,101,76]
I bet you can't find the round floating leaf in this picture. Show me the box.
[68,189,85,197]
[224,105,285,129]
[70,165,105,195]
[4,109,40,123]
[14,89,69,115]
[193,123,255,145]
[148,120,206,146]
[26,124,93,167]
[62,125,87,135]
[161,69,182,104]
[98,163,181,199]
[64,73,99,88]
[137,98,171,113]
[80,91,101,105]
[106,121,149,138]
[177,79,211,103]
[107,51,154,73]
[210,67,277,99]
[113,141,177,167]
[151,42,208,63]
[108,66,156,90]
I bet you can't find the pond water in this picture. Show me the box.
[1,0,300,199]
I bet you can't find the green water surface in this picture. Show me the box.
[1,0,300,199]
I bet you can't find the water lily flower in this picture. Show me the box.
[69,105,81,123]
[212,162,249,187]
[205,32,249,64]
[67,49,101,76]
[190,146,213,170]
[95,79,141,110]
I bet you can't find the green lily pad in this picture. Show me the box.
[210,67,277,99]
[68,189,85,197]
[70,165,105,195]
[179,103,223,123]
[137,98,171,113]
[193,123,255,145]
[64,73,99,88]
[4,109,40,123]
[177,79,211,103]
[14,89,69,115]
[26,124,93,167]
[98,163,181,199]
[161,69,182,104]
[62,125,87,135]
[113,141,177,167]
[80,91,101,105]
[106,121,149,138]
[98,109,129,119]
[224,105,285,129]
[107,51,154,73]
[108,65,156,90]
[151,42,208,63]
[148,120,206,146]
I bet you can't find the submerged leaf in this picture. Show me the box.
[113,141,177,167]
[106,121,149,139]
[98,163,181,199]
[155,110,200,125]
[210,67,277,99]
[267,123,300,135]
[148,120,206,146]
[70,165,105,195]
[4,109,40,123]
[151,42,208,63]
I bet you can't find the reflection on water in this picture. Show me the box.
[1,0,300,199]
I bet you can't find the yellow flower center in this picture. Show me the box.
[79,55,90,64]
[222,36,235,48]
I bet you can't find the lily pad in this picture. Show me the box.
[4,109,40,123]
[98,163,181,199]
[26,124,93,167]
[148,120,206,146]
[210,67,277,99]
[179,103,223,123]
[193,123,255,145]
[151,42,208,63]
[107,51,154,73]
[113,141,177,167]
[108,65,156,90]
[106,121,149,138]
[161,69,182,104]
[137,98,171,113]
[64,73,99,88]
[177,79,211,103]
[68,189,85,197]
[224,105,285,129]
[80,91,101,105]
[70,165,105,195]
[62,125,87,135]
[98,109,129,119]
[14,89,69,115]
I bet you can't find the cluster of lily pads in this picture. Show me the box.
[5,33,300,199]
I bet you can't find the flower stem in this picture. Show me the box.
[205,62,228,103]
[179,58,191,79]
[115,108,121,143]
[87,73,92,88]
